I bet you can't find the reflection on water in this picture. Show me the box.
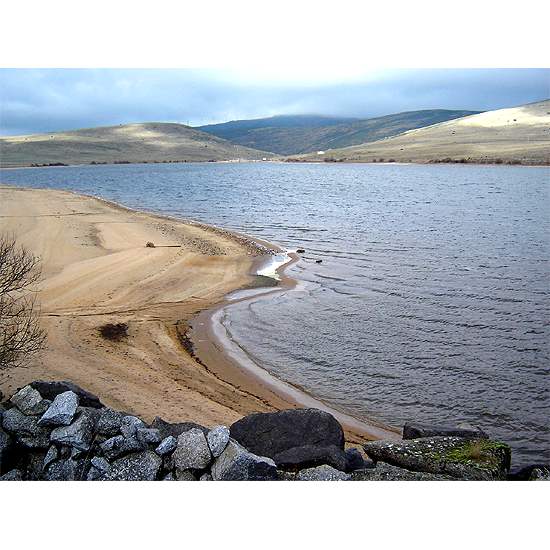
[2,161,548,465]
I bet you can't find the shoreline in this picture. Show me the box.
[0,183,397,444]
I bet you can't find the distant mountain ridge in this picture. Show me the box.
[296,100,550,165]
[198,110,481,155]
[0,122,269,168]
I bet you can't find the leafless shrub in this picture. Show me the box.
[0,233,46,369]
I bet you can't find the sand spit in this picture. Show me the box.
[0,185,394,444]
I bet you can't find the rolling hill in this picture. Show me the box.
[198,110,480,155]
[0,123,270,168]
[296,100,550,165]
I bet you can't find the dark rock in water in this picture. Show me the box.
[151,417,208,439]
[100,434,146,460]
[0,468,23,480]
[273,444,347,471]
[100,451,162,481]
[30,381,103,409]
[230,408,345,461]
[363,437,511,480]
[38,391,79,427]
[508,464,550,481]
[2,407,51,449]
[173,428,212,471]
[211,440,278,481]
[296,248,305,254]
[296,465,350,481]
[403,422,487,440]
[315,259,322,263]
[50,410,95,451]
[529,467,550,480]
[345,447,366,472]
[97,407,126,436]
[351,462,454,481]
[10,385,49,416]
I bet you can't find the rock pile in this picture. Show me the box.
[0,382,547,481]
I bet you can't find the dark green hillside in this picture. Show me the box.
[198,110,480,155]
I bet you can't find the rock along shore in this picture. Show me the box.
[0,381,548,481]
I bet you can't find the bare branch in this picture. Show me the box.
[0,233,46,369]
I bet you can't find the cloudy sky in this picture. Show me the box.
[0,68,548,135]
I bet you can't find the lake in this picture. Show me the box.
[1,161,548,466]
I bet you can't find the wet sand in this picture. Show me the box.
[0,185,398,443]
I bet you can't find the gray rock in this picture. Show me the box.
[100,434,146,460]
[38,391,79,427]
[43,445,58,470]
[97,407,125,436]
[173,428,212,471]
[176,469,197,481]
[25,451,47,480]
[100,451,162,481]
[50,410,95,451]
[199,473,213,481]
[296,465,351,481]
[211,440,278,481]
[71,447,86,459]
[345,448,366,472]
[151,417,208,439]
[403,422,488,440]
[30,380,103,409]
[1,428,13,470]
[230,408,345,460]
[0,469,23,480]
[10,385,49,415]
[207,425,230,458]
[87,456,111,480]
[277,470,297,481]
[136,428,162,445]
[351,462,455,481]
[273,444,347,471]
[363,436,511,480]
[120,416,146,438]
[529,467,550,481]
[91,456,110,472]
[45,459,78,481]
[155,435,177,456]
[507,464,550,481]
[162,472,175,481]
[2,407,51,448]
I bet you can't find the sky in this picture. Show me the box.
[0,68,548,136]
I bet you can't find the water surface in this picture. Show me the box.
[2,162,548,466]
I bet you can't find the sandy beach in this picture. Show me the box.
[0,185,397,444]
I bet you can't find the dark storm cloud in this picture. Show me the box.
[0,68,548,135]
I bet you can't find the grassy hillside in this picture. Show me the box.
[198,110,479,155]
[295,100,550,165]
[0,123,270,168]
